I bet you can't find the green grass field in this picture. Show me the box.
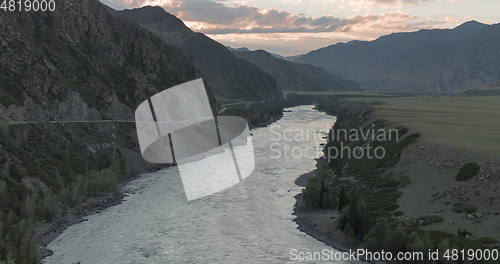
[346,96,500,157]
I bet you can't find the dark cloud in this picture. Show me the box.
[171,0,256,24]
[151,0,348,34]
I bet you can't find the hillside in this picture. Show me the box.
[231,49,361,91]
[296,21,500,93]
[0,0,198,262]
[115,6,281,103]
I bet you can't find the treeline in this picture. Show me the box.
[220,101,285,128]
[0,122,128,264]
[303,102,498,263]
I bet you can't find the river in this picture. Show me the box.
[45,105,353,264]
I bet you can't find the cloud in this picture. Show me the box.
[348,0,434,6]
[341,13,443,37]
[361,0,454,5]
[324,0,455,9]
[308,0,456,13]
[106,0,442,35]
[155,0,346,33]
[101,0,450,55]
[202,13,442,35]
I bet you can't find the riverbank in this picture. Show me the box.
[293,164,352,252]
[37,165,167,259]
[295,99,500,261]
[293,140,500,257]
[37,191,124,258]
[37,105,284,262]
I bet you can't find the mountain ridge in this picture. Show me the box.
[296,21,500,92]
[116,6,282,103]
[232,49,362,91]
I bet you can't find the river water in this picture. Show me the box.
[45,105,353,264]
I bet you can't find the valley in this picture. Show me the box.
[297,91,500,259]
[0,1,499,263]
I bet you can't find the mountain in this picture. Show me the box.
[228,46,288,60]
[0,0,201,262]
[232,49,361,91]
[115,6,281,103]
[296,21,500,93]
[1,1,197,122]
[227,47,252,52]
[454,20,487,32]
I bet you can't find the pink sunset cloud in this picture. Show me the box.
[100,0,463,55]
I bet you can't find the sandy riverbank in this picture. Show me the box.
[292,165,354,252]
[292,122,500,260]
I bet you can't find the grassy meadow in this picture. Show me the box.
[346,95,500,157]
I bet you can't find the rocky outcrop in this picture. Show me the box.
[0,0,196,122]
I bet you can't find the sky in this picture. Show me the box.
[101,0,500,56]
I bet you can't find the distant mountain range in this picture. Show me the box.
[115,6,281,103]
[296,21,500,93]
[116,6,361,99]
[230,48,361,91]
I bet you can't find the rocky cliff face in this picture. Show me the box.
[296,21,500,93]
[0,0,196,122]
[115,6,282,103]
[0,1,198,263]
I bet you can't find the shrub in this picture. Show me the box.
[87,168,119,195]
[477,236,498,245]
[364,217,391,249]
[346,196,374,240]
[383,226,410,252]
[0,121,9,139]
[303,177,322,208]
[417,215,445,226]
[456,162,480,181]
[452,202,477,214]
[408,231,433,252]
[303,169,338,209]
[457,228,472,238]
